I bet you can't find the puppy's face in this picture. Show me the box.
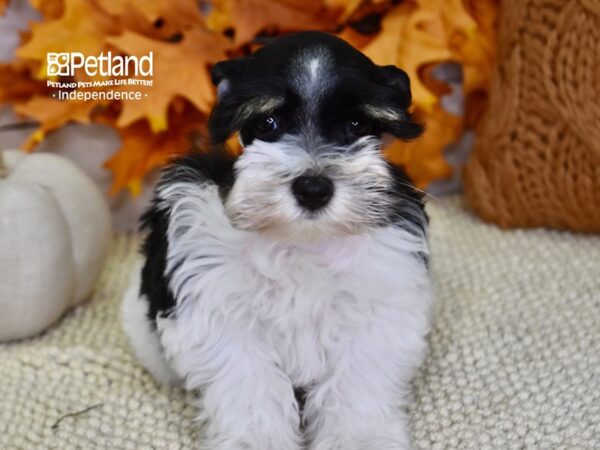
[209,32,424,242]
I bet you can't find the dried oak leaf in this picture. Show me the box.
[336,26,376,52]
[29,0,64,20]
[17,0,119,78]
[0,0,9,16]
[104,107,206,195]
[0,62,48,104]
[106,28,229,133]
[207,0,337,46]
[14,96,101,150]
[362,2,453,113]
[96,0,204,39]
[325,0,363,21]
[453,0,498,127]
[384,105,461,188]
[98,0,203,29]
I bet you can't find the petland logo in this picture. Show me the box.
[47,52,153,77]
[46,51,154,101]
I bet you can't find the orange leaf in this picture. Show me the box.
[106,28,229,133]
[225,133,243,156]
[98,0,203,30]
[451,0,498,97]
[16,0,119,78]
[362,3,453,113]
[0,62,48,104]
[104,105,207,196]
[207,0,337,46]
[384,106,461,187]
[0,0,9,16]
[324,0,363,21]
[96,0,205,39]
[29,0,64,20]
[336,26,376,52]
[331,0,396,25]
[14,96,100,150]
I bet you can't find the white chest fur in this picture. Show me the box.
[157,182,431,388]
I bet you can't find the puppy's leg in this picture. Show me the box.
[305,322,429,450]
[121,266,180,385]
[159,318,302,450]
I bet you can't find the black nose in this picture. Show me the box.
[291,175,334,211]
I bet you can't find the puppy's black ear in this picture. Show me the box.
[209,59,246,144]
[369,65,422,140]
[379,65,412,108]
[209,58,249,143]
[211,58,247,97]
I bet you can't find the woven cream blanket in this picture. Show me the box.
[1,197,599,449]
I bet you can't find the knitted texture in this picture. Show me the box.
[463,0,600,232]
[1,197,599,449]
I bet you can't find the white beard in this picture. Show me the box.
[224,135,409,243]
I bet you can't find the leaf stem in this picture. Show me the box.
[51,403,103,430]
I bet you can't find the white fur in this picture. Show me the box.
[121,264,180,385]
[293,48,332,103]
[122,173,432,449]
[362,104,403,122]
[234,96,285,123]
[225,135,403,242]
[309,58,320,83]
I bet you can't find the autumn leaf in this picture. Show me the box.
[0,62,49,104]
[98,0,204,30]
[439,0,477,35]
[207,0,337,46]
[104,105,206,195]
[324,0,363,21]
[336,26,376,52]
[363,3,453,113]
[225,133,243,156]
[14,96,100,150]
[97,0,205,40]
[28,0,64,20]
[17,0,119,78]
[106,28,229,133]
[453,0,497,100]
[385,105,460,188]
[0,0,9,16]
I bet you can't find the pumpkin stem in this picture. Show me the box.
[0,150,7,179]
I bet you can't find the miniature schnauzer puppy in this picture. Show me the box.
[122,31,432,450]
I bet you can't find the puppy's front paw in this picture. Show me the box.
[201,432,303,450]
[309,423,413,450]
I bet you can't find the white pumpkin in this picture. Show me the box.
[0,149,111,341]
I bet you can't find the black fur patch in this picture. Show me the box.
[160,148,237,198]
[385,162,429,265]
[139,149,236,323]
[387,163,428,235]
[139,202,175,324]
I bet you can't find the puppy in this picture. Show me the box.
[122,31,432,450]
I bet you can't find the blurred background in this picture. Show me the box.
[0,0,497,230]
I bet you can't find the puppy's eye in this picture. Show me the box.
[253,115,278,135]
[346,118,372,136]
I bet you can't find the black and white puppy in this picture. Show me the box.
[122,31,432,450]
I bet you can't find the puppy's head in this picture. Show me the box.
[209,31,424,242]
